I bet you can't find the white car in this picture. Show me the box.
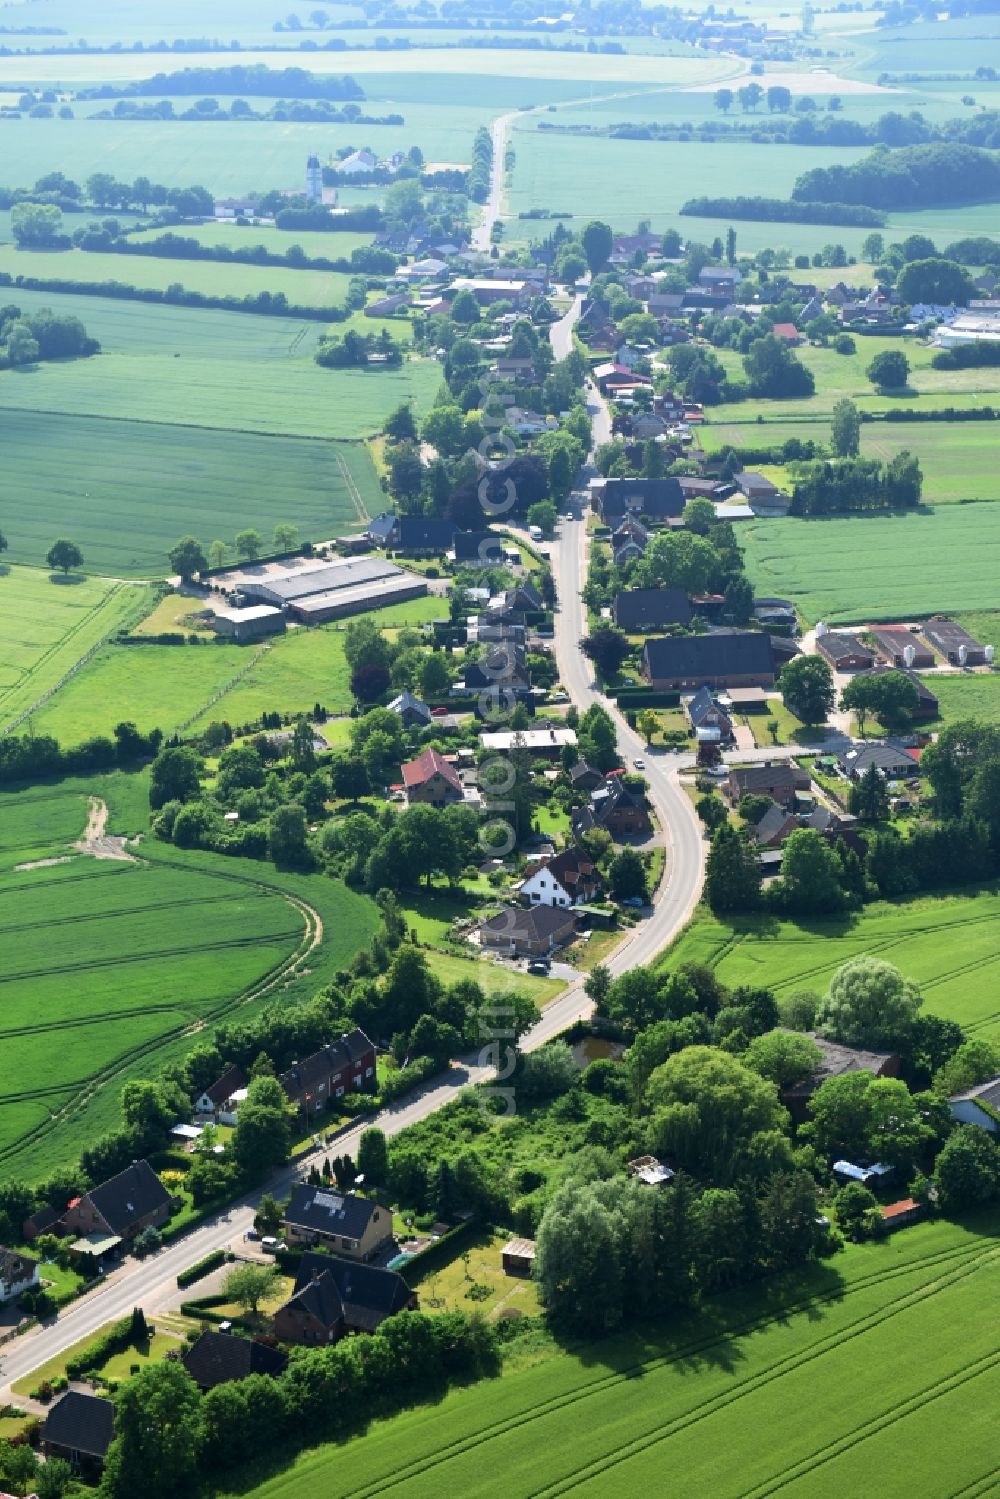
[705,764,728,779]
[633,758,645,770]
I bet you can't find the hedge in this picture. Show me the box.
[176,1249,226,1289]
[65,1316,135,1379]
[397,1217,484,1286]
[178,1292,230,1321]
[609,688,681,708]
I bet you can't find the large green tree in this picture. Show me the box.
[831,397,861,458]
[647,1046,792,1185]
[580,220,613,276]
[706,823,761,914]
[232,1075,292,1176]
[168,535,208,581]
[103,1361,204,1499]
[46,538,83,574]
[817,956,923,1049]
[808,1070,927,1168]
[779,654,834,724]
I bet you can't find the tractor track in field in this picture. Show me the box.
[336,1239,997,1499]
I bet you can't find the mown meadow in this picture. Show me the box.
[660,894,1000,1040]
[229,1212,1000,1499]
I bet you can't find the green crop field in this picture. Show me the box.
[127,223,377,261]
[661,894,1000,1039]
[919,672,1000,728]
[0,773,380,1179]
[0,244,353,308]
[0,411,383,574]
[0,565,149,733]
[737,505,1000,624]
[230,1212,1000,1499]
[0,347,440,441]
[701,417,1000,507]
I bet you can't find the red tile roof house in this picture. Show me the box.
[401,747,464,807]
[771,322,802,344]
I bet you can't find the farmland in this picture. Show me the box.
[232,1212,1000,1499]
[737,505,1000,625]
[28,593,450,742]
[0,775,381,1179]
[660,894,1000,1039]
[0,412,382,574]
[0,564,148,733]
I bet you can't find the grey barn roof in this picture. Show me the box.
[643,631,774,681]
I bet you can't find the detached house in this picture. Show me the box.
[402,747,464,807]
[274,1251,417,1345]
[61,1160,171,1246]
[573,776,651,839]
[478,903,578,958]
[727,762,812,809]
[388,689,433,730]
[182,1331,287,1391]
[281,1187,393,1261]
[780,1032,900,1123]
[280,1031,376,1116]
[520,848,599,908]
[686,685,734,744]
[0,1246,39,1304]
[42,1391,115,1474]
[194,1064,248,1119]
[612,587,693,633]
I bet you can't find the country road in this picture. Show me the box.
[0,270,708,1402]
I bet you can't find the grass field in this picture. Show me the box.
[737,505,1000,625]
[127,222,377,262]
[0,244,354,309]
[0,773,381,1179]
[0,412,382,574]
[920,672,1000,728]
[702,417,1000,507]
[0,565,149,733]
[28,594,450,741]
[228,1211,1000,1499]
[660,893,1000,1038]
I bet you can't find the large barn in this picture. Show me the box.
[231,556,427,624]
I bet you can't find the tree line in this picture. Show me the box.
[793,143,1000,209]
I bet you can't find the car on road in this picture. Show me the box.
[704,764,728,778]
[633,758,645,770]
[563,512,574,521]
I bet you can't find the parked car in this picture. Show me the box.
[633,757,645,770]
[526,959,551,975]
[704,765,728,779]
[620,896,645,908]
[260,1236,280,1252]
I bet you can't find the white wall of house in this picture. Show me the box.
[0,1263,39,1303]
[520,869,574,907]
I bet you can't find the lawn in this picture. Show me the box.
[0,777,381,1181]
[128,222,376,262]
[0,411,382,574]
[420,950,565,1008]
[12,1324,180,1397]
[737,505,1000,625]
[230,1211,1000,1499]
[0,564,149,734]
[919,671,1000,728]
[411,1226,541,1322]
[660,892,1000,1039]
[0,244,354,310]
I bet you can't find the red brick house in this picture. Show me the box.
[401,747,464,807]
[280,1030,376,1117]
[61,1160,171,1245]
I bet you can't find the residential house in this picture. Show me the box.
[194,1064,248,1119]
[836,742,920,781]
[494,357,537,381]
[462,642,531,696]
[816,632,875,673]
[610,231,661,264]
[450,277,533,308]
[0,1247,39,1304]
[771,322,802,344]
[568,760,604,792]
[61,1160,171,1245]
[281,1187,393,1260]
[611,517,650,566]
[780,1032,901,1123]
[364,512,398,547]
[401,747,465,806]
[519,847,599,908]
[504,406,554,437]
[921,617,988,666]
[642,631,776,691]
[453,530,506,566]
[274,1266,345,1346]
[21,1205,59,1241]
[275,1251,417,1344]
[751,802,800,850]
[42,1392,115,1473]
[647,292,685,317]
[612,587,693,633]
[388,689,433,730]
[948,1075,1000,1135]
[686,684,734,744]
[596,476,685,525]
[478,902,578,957]
[727,762,812,809]
[280,1031,377,1116]
[487,581,543,621]
[182,1331,288,1391]
[697,265,741,295]
[799,296,823,323]
[573,775,651,839]
[338,148,377,174]
[868,626,934,670]
[394,517,456,556]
